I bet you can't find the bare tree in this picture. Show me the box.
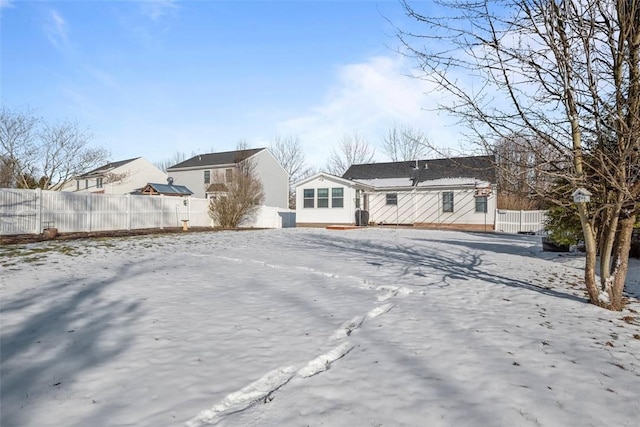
[0,107,39,188]
[0,155,15,187]
[38,120,108,190]
[270,134,312,208]
[493,134,555,209]
[0,107,108,190]
[325,132,376,176]
[208,140,265,228]
[398,0,640,310]
[382,124,431,161]
[155,151,190,172]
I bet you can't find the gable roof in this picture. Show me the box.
[205,183,229,193]
[294,172,374,189]
[138,182,193,196]
[77,157,140,179]
[167,148,265,170]
[342,155,496,185]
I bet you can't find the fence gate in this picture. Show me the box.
[494,209,548,235]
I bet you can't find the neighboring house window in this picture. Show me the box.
[76,181,80,191]
[355,189,361,208]
[303,189,315,208]
[317,188,329,208]
[386,193,397,205]
[332,188,344,208]
[443,191,454,212]
[475,196,487,213]
[97,177,103,189]
[225,168,233,183]
[85,179,88,189]
[204,170,210,184]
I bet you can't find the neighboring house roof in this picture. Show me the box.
[205,183,229,193]
[342,155,496,186]
[138,183,193,196]
[294,172,374,189]
[167,148,265,170]
[76,157,140,179]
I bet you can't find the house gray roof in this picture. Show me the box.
[167,148,265,170]
[77,157,140,179]
[139,183,193,196]
[342,155,496,185]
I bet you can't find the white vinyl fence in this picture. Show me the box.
[494,209,548,235]
[0,189,293,235]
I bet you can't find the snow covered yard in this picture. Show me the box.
[1,228,639,427]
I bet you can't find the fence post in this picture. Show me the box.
[519,210,523,233]
[160,195,165,230]
[35,188,42,234]
[127,194,132,230]
[87,194,92,232]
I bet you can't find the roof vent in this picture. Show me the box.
[167,177,174,185]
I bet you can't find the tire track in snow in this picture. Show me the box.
[210,255,378,289]
[296,342,356,378]
[185,257,405,425]
[186,366,296,427]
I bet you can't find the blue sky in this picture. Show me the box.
[1,0,464,168]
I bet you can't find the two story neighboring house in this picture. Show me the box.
[63,157,167,195]
[296,155,497,231]
[166,148,289,209]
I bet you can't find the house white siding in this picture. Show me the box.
[251,150,289,209]
[166,168,214,199]
[295,175,361,225]
[167,149,288,209]
[63,158,167,195]
[368,186,497,230]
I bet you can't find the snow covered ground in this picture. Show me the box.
[1,228,639,427]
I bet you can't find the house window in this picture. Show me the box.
[317,188,329,208]
[76,181,80,191]
[97,177,103,189]
[225,168,233,183]
[332,188,344,208]
[204,170,210,184]
[386,193,397,205]
[355,189,361,208]
[443,191,454,212]
[303,189,315,208]
[475,196,487,213]
[85,179,88,189]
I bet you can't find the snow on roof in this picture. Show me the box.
[353,177,492,188]
[353,178,413,188]
[415,178,491,187]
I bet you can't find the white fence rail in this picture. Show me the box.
[0,189,292,235]
[494,209,548,235]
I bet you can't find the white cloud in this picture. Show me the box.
[45,9,69,51]
[141,0,179,22]
[277,55,466,169]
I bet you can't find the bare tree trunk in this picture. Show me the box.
[607,215,636,310]
[578,202,600,305]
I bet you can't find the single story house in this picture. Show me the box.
[294,173,374,227]
[296,155,497,231]
[166,148,289,209]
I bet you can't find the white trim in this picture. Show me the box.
[295,172,374,189]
